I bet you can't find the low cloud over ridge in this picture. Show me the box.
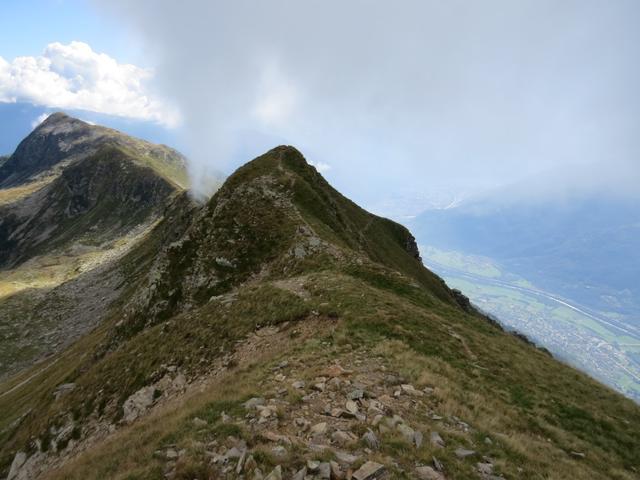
[100,1,640,200]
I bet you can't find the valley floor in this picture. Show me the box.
[420,246,640,402]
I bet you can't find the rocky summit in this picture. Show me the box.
[0,118,639,480]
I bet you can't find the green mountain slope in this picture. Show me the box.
[0,114,194,380]
[0,147,638,480]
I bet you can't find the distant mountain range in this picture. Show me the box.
[0,115,638,479]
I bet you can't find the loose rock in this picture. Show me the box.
[243,397,266,409]
[414,430,424,448]
[455,448,476,459]
[362,429,380,449]
[264,465,282,480]
[122,386,157,423]
[292,467,307,480]
[352,461,385,480]
[311,422,328,435]
[430,431,445,448]
[400,384,424,396]
[477,462,494,475]
[415,466,445,480]
[397,423,415,442]
[318,462,332,479]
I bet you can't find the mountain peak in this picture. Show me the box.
[34,111,88,134]
[0,112,189,189]
[38,111,71,124]
[119,145,451,330]
[232,145,313,177]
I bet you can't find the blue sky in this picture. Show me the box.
[0,0,140,64]
[0,1,181,157]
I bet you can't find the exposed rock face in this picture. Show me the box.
[7,451,26,480]
[451,288,473,312]
[123,386,157,423]
[404,232,422,261]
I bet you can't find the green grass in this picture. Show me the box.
[1,146,639,480]
[7,268,638,479]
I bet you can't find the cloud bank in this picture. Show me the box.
[97,1,639,200]
[0,41,179,127]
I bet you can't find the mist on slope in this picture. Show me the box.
[97,0,640,202]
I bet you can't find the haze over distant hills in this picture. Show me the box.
[409,187,640,401]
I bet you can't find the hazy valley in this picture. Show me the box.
[408,193,640,402]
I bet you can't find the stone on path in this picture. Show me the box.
[362,429,380,449]
[264,465,282,480]
[430,431,445,448]
[415,466,446,480]
[352,461,385,480]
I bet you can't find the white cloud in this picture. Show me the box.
[252,62,299,127]
[0,41,179,127]
[309,160,331,173]
[98,1,640,200]
[31,112,50,129]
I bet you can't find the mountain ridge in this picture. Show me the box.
[0,112,189,191]
[0,134,638,479]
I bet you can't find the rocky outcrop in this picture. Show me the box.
[6,451,26,480]
[404,232,422,261]
[122,386,157,424]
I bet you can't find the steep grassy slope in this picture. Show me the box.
[0,147,638,480]
[0,114,194,381]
